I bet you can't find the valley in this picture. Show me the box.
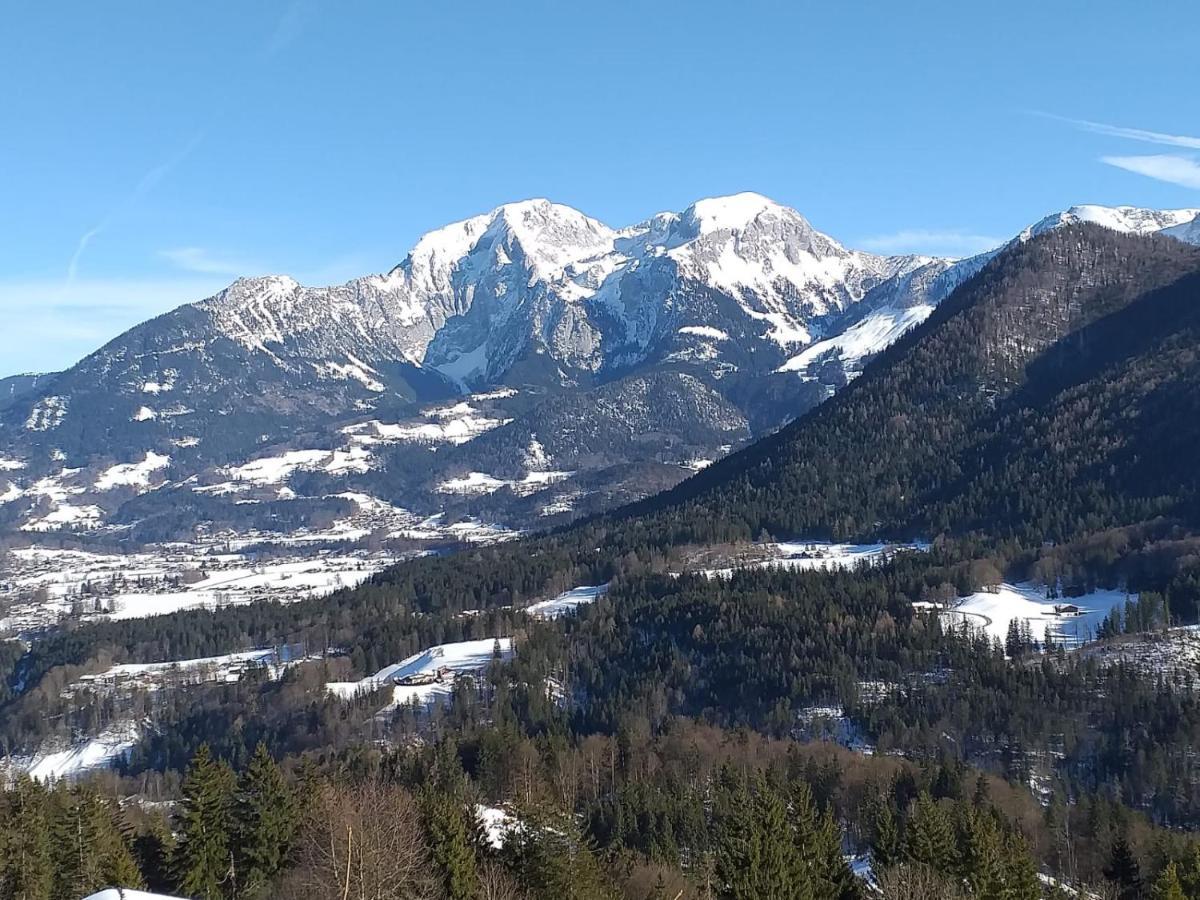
[3,212,1200,900]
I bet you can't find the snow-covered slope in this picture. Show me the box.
[1,197,1194,542]
[779,202,1200,386]
[1163,213,1200,245]
[1023,205,1200,240]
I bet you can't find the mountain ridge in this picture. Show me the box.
[1,198,1197,542]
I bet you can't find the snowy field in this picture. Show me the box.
[524,583,609,619]
[436,469,574,496]
[699,540,929,577]
[104,557,381,620]
[939,582,1133,649]
[5,722,143,781]
[327,637,514,708]
[0,544,399,633]
[71,647,306,693]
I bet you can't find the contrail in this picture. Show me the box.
[65,131,205,285]
[1029,110,1200,150]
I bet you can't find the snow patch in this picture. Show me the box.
[678,325,730,341]
[436,470,573,496]
[525,584,608,619]
[25,395,67,430]
[14,722,141,781]
[95,452,171,491]
[777,304,933,378]
[940,582,1132,650]
[313,355,386,391]
[327,638,514,708]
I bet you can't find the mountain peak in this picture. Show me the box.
[682,192,800,234]
[1025,204,1200,240]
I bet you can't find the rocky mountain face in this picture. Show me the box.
[1,196,1197,543]
[627,224,1200,546]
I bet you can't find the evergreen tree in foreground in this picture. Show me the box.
[1104,835,1143,900]
[234,742,296,899]
[174,743,236,900]
[904,792,956,875]
[1,777,53,900]
[422,787,479,900]
[1152,861,1186,900]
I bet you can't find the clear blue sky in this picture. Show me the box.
[2,0,1198,376]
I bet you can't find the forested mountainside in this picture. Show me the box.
[7,224,1200,899]
[618,225,1200,546]
[1,197,1195,544]
[0,373,56,409]
[0,193,953,540]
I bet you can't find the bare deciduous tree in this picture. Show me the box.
[476,861,523,900]
[284,778,440,900]
[876,864,969,900]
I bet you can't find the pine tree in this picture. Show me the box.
[1005,619,1023,658]
[502,800,614,900]
[1002,829,1041,900]
[903,793,956,876]
[1104,835,1143,900]
[868,790,901,869]
[133,810,176,894]
[813,808,860,900]
[748,777,808,899]
[715,776,810,900]
[174,744,236,900]
[1181,843,1200,900]
[961,809,1005,900]
[74,787,143,895]
[422,787,479,900]
[2,777,53,900]
[1151,862,1186,900]
[234,742,296,899]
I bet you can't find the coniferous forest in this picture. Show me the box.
[4,226,1200,898]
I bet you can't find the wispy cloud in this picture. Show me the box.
[858,229,1001,258]
[1033,111,1200,151]
[1101,155,1200,191]
[0,277,229,375]
[160,247,261,276]
[265,0,316,56]
[66,132,206,284]
[1034,112,1200,193]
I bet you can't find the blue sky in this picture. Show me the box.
[2,0,1198,376]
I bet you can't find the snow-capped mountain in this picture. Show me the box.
[193,192,961,392]
[1,196,1196,542]
[1022,204,1200,240]
[1163,213,1200,245]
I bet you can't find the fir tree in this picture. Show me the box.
[1104,835,1143,900]
[422,787,479,900]
[2,777,53,900]
[1152,862,1186,900]
[903,793,956,876]
[234,742,295,899]
[813,808,860,900]
[1002,829,1041,900]
[868,789,901,869]
[961,809,1005,900]
[132,811,176,894]
[174,744,236,900]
